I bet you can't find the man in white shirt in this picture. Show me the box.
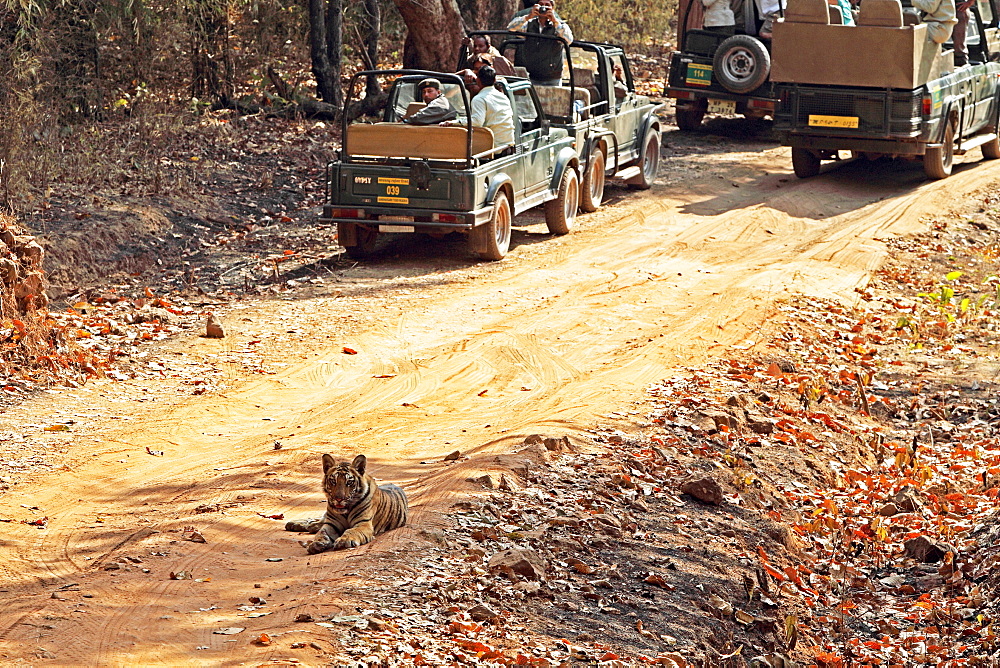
[470,67,515,148]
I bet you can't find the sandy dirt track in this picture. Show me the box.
[2,141,999,665]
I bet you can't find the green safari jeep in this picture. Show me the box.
[321,70,580,260]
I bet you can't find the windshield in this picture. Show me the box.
[387,81,470,122]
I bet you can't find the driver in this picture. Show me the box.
[403,78,459,125]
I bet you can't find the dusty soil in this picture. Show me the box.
[2,114,1000,666]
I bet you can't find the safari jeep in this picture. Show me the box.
[480,31,663,212]
[664,0,781,129]
[320,70,580,260]
[772,0,1000,179]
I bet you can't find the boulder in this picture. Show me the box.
[488,548,546,581]
[681,476,724,505]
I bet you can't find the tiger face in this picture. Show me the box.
[322,453,368,512]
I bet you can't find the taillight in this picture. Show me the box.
[922,95,932,116]
[749,99,774,111]
[669,90,693,100]
[330,208,365,219]
[432,213,459,223]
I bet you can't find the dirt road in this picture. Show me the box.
[2,131,999,665]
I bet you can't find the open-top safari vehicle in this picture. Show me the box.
[772,0,1000,179]
[320,69,580,260]
[479,30,663,211]
[665,0,786,129]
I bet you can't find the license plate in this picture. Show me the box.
[808,114,859,129]
[379,224,414,233]
[707,99,736,115]
[379,215,414,223]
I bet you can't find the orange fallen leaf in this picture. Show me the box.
[343,347,358,355]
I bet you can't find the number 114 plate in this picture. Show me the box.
[707,99,736,115]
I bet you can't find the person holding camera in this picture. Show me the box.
[507,0,574,86]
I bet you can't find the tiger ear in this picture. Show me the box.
[352,454,367,476]
[322,453,336,474]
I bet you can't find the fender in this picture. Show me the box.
[586,130,618,174]
[638,103,666,140]
[549,146,580,193]
[485,173,514,208]
[934,95,962,144]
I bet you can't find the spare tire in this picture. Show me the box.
[713,35,770,95]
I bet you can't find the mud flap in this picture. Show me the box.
[468,222,488,255]
[338,221,358,247]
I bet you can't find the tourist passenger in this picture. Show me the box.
[756,0,782,38]
[702,0,736,35]
[913,0,958,44]
[470,66,515,148]
[458,35,516,76]
[403,78,459,125]
[953,0,975,65]
[508,0,574,86]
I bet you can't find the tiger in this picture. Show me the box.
[285,454,408,554]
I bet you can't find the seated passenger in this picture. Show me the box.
[470,66,515,147]
[459,35,517,76]
[612,63,628,100]
[912,0,957,43]
[702,0,736,35]
[828,0,856,25]
[460,69,483,97]
[403,78,458,125]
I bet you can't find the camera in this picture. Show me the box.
[535,4,551,13]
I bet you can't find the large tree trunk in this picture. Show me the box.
[308,0,337,104]
[325,0,343,109]
[362,0,381,98]
[456,0,518,31]
[394,0,466,70]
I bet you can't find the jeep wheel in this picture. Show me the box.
[544,167,579,235]
[713,35,771,95]
[924,122,955,179]
[580,147,605,213]
[341,223,379,259]
[472,191,512,261]
[628,129,660,190]
[676,104,706,131]
[791,148,821,179]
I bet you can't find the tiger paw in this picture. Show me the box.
[332,534,368,550]
[305,538,333,554]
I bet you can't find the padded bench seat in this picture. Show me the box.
[347,123,495,160]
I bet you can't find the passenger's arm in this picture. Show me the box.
[552,15,573,44]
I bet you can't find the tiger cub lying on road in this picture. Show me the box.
[285,454,408,554]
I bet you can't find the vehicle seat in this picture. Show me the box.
[533,85,575,119]
[571,67,602,110]
[857,0,904,27]
[513,66,529,78]
[783,0,830,24]
[828,5,843,24]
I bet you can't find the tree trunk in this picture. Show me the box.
[456,0,518,31]
[325,0,343,109]
[308,0,336,103]
[393,0,466,70]
[362,0,381,98]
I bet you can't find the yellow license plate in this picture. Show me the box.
[707,99,736,115]
[808,115,858,129]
